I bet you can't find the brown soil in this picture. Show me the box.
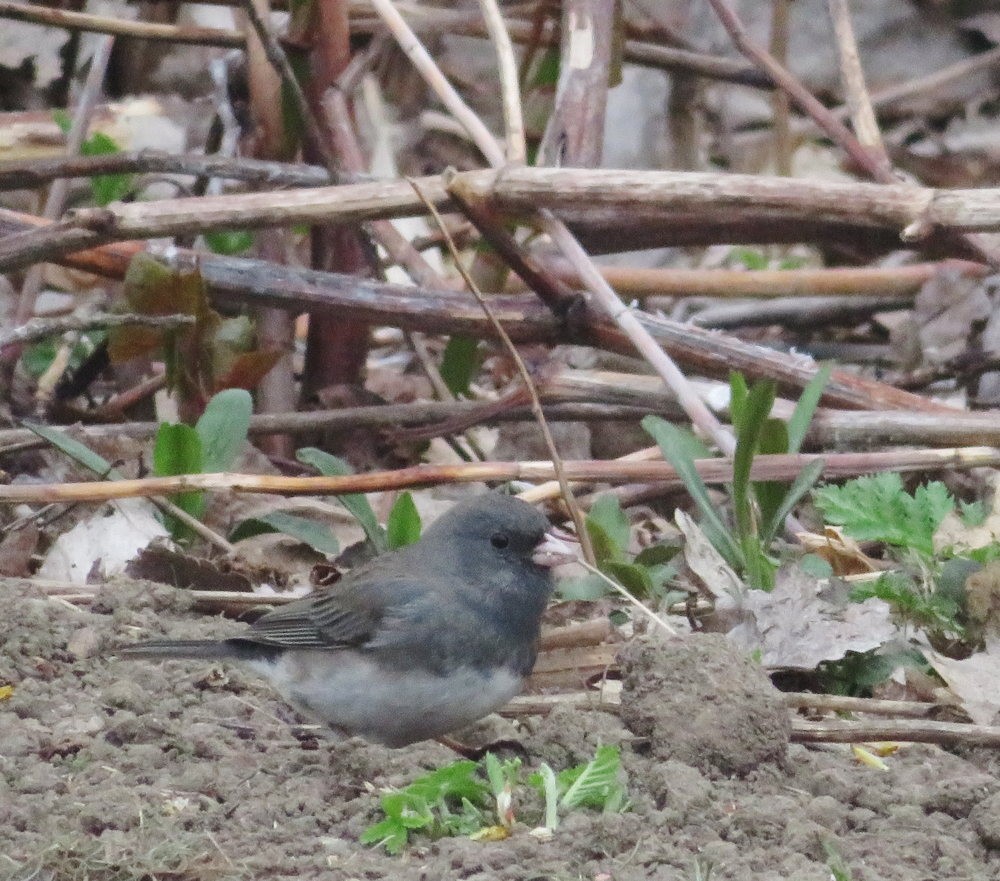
[3,580,1000,881]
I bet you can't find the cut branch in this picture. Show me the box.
[2,446,998,503]
[4,167,1000,272]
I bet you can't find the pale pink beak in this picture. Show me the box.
[532,529,579,568]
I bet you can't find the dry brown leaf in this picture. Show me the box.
[727,567,897,670]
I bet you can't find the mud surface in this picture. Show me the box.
[3,581,1000,880]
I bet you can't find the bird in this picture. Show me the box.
[116,492,573,747]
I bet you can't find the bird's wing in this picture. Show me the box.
[243,575,427,650]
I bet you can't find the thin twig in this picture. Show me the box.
[578,560,677,635]
[476,0,526,163]
[408,174,596,566]
[0,0,244,45]
[2,446,998,503]
[0,150,344,191]
[826,0,891,175]
[0,313,195,348]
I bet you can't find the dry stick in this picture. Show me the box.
[826,0,890,174]
[10,169,1000,273]
[476,0,526,164]
[769,0,792,177]
[537,0,616,168]
[410,174,596,566]
[9,402,1000,458]
[0,312,195,348]
[2,446,998,504]
[0,151,343,191]
[790,718,1000,748]
[368,0,733,454]
[781,692,949,719]
[0,0,245,45]
[0,403,659,457]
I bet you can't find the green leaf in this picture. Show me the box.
[557,573,611,600]
[641,415,740,567]
[153,422,205,520]
[787,363,832,454]
[23,421,121,479]
[559,745,625,812]
[731,380,776,543]
[195,388,252,473]
[728,371,749,425]
[204,229,254,255]
[603,561,654,598]
[586,494,630,563]
[800,553,833,578]
[960,499,987,528]
[296,447,387,551]
[813,473,954,557]
[753,417,789,534]
[386,492,422,549]
[730,247,769,270]
[535,763,560,830]
[80,130,133,206]
[531,46,561,88]
[153,423,203,478]
[760,457,825,546]
[53,109,71,134]
[230,511,339,556]
[634,542,680,568]
[21,331,105,379]
[439,335,482,397]
[361,759,491,853]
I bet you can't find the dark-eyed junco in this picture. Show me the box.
[117,493,573,747]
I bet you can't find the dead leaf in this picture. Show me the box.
[927,636,1000,725]
[37,500,170,585]
[913,266,991,365]
[675,509,746,605]
[727,567,897,669]
[797,526,880,576]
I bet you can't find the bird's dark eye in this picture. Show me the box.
[491,532,509,549]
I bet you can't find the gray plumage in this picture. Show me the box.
[116,493,561,746]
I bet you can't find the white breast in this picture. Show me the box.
[245,651,524,747]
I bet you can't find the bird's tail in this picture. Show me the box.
[113,639,239,661]
[113,638,280,663]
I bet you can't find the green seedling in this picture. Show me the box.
[362,745,627,854]
[559,493,681,602]
[643,367,830,590]
[54,110,134,206]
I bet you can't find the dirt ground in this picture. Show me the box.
[4,580,1000,881]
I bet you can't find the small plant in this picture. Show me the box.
[54,110,134,206]
[812,472,976,643]
[151,388,251,539]
[559,493,681,601]
[643,367,830,590]
[360,759,494,855]
[813,472,952,558]
[529,744,627,832]
[361,746,627,854]
[109,253,281,421]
